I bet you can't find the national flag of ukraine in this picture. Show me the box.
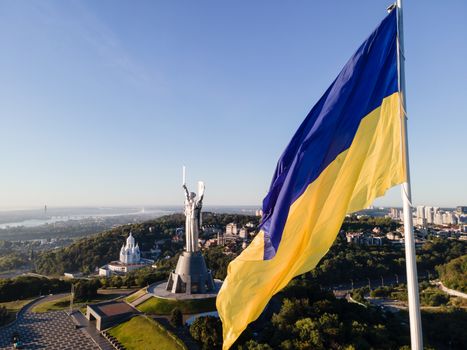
[217,9,405,349]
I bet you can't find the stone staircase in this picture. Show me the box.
[101,330,126,350]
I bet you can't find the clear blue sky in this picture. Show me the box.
[0,0,465,209]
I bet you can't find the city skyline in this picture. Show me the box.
[1,1,466,208]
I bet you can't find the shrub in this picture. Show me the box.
[170,307,183,328]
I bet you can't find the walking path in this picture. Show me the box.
[130,292,152,307]
[345,293,367,308]
[435,281,467,299]
[98,288,137,296]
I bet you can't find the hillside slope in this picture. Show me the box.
[34,213,258,276]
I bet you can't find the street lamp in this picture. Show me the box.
[69,283,74,315]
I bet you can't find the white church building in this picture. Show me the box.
[99,232,154,277]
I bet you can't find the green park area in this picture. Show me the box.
[32,293,121,313]
[0,298,34,326]
[108,315,187,350]
[137,296,216,315]
[32,295,72,313]
[0,298,35,313]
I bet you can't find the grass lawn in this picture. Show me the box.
[137,296,216,315]
[0,298,35,325]
[125,288,147,304]
[32,295,71,313]
[108,315,187,350]
[0,299,35,313]
[32,293,122,313]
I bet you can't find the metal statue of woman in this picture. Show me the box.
[182,166,205,253]
[165,166,214,294]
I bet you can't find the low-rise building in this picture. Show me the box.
[238,227,249,239]
[346,232,383,246]
[63,272,83,279]
[86,301,139,331]
[226,223,238,235]
[386,231,402,241]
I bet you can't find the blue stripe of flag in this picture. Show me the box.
[261,10,398,260]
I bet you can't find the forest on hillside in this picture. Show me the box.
[436,255,467,293]
[34,212,258,275]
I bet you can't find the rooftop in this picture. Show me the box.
[88,301,137,318]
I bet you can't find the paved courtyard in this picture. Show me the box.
[0,309,99,350]
[148,280,222,300]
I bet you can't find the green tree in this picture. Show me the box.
[73,279,101,301]
[0,276,69,302]
[0,306,9,326]
[293,317,324,349]
[170,307,183,328]
[189,316,222,350]
[436,254,467,292]
[238,340,273,350]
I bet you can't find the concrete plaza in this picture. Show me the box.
[148,280,222,300]
[0,309,99,350]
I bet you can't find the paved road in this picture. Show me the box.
[330,272,438,293]
[98,288,137,296]
[435,281,467,299]
[0,295,100,350]
[0,269,30,279]
[366,297,407,312]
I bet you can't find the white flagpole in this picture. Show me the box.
[396,1,423,349]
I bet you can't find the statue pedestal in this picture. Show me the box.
[166,251,215,294]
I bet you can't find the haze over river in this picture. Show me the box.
[0,207,173,229]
